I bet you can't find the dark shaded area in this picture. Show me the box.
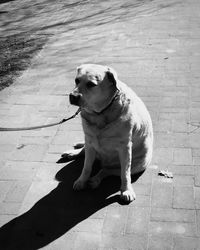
[0,32,48,91]
[0,158,143,249]
[0,0,15,4]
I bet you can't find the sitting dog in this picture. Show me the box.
[63,64,153,202]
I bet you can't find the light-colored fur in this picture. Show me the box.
[63,64,153,202]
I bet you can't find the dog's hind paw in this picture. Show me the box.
[88,176,101,189]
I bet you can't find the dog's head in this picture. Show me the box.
[69,64,119,113]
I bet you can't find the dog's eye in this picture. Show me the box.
[86,81,96,88]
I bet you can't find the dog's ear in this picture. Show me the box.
[106,67,119,89]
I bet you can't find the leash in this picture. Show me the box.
[0,108,81,132]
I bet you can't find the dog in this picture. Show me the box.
[62,64,153,202]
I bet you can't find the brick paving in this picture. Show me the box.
[0,0,200,249]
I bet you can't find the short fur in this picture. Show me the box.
[63,64,153,202]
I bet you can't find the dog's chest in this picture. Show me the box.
[82,118,126,153]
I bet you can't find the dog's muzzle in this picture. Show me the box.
[69,93,81,106]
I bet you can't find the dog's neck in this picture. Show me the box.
[80,90,129,129]
[93,90,120,115]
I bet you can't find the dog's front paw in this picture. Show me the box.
[73,178,87,191]
[120,186,136,203]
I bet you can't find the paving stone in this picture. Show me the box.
[4,180,32,203]
[102,205,129,234]
[51,131,84,145]
[173,237,200,250]
[196,210,200,237]
[42,152,64,163]
[101,233,148,250]
[132,195,151,208]
[173,186,195,209]
[0,202,21,215]
[195,166,200,186]
[73,232,101,250]
[173,148,193,165]
[0,181,14,202]
[168,165,194,176]
[125,207,150,235]
[0,161,40,180]
[9,144,48,162]
[173,175,194,186]
[153,148,174,166]
[150,208,195,223]
[72,219,103,233]
[134,183,152,196]
[148,235,172,250]
[194,187,200,209]
[149,221,197,237]
[193,157,200,166]
[151,182,173,208]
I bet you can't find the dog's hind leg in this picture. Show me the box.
[61,146,85,161]
[89,168,121,189]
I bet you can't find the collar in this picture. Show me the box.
[93,90,120,115]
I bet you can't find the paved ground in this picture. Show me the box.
[0,0,200,249]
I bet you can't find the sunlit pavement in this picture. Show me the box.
[0,0,200,249]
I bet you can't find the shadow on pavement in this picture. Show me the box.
[0,0,15,4]
[0,158,143,249]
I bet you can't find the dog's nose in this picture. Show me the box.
[69,93,81,106]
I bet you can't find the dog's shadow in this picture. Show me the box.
[0,158,143,250]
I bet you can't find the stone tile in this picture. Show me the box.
[173,148,193,165]
[102,205,129,234]
[173,175,194,186]
[196,210,200,237]
[72,219,103,233]
[153,148,173,166]
[4,180,32,203]
[132,195,151,207]
[149,221,197,237]
[150,208,195,223]
[0,202,21,215]
[148,235,172,250]
[51,131,84,145]
[101,233,148,250]
[125,207,150,235]
[73,232,101,250]
[195,166,200,186]
[0,161,40,180]
[168,165,194,176]
[0,181,14,202]
[173,186,195,209]
[151,182,173,208]
[173,237,200,250]
[9,144,48,162]
[194,187,200,209]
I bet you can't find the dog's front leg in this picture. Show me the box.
[118,142,136,202]
[73,145,96,190]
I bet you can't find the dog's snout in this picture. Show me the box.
[69,93,81,106]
